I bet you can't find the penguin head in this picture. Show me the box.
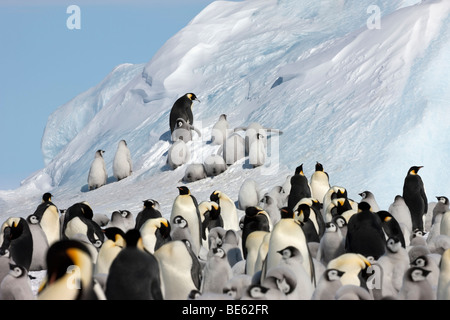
[386,237,402,253]
[411,255,428,268]
[295,203,311,222]
[103,227,126,243]
[42,192,53,202]
[277,246,301,260]
[332,215,347,229]
[294,164,304,175]
[357,201,372,213]
[408,166,423,175]
[315,161,324,172]
[186,93,200,103]
[210,190,221,203]
[212,247,226,259]
[9,263,26,278]
[408,267,430,282]
[436,196,449,204]
[331,186,347,199]
[124,229,142,248]
[27,215,40,225]
[248,284,269,299]
[209,202,221,220]
[245,206,262,218]
[325,269,345,281]
[219,114,227,121]
[174,216,188,228]
[280,207,295,219]
[3,217,25,241]
[325,222,338,232]
[143,199,160,210]
[95,150,105,158]
[177,186,191,195]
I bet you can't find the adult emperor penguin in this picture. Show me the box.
[402,166,428,232]
[170,186,203,257]
[322,186,348,220]
[295,203,320,243]
[154,240,202,300]
[310,162,330,206]
[211,114,229,146]
[135,199,162,230]
[376,210,406,248]
[27,192,60,246]
[94,227,125,276]
[210,190,241,231]
[345,202,386,260]
[113,140,132,181]
[0,217,33,271]
[262,207,315,286]
[198,201,223,248]
[140,217,171,254]
[327,253,372,287]
[169,93,199,133]
[39,240,106,300]
[106,229,163,300]
[61,202,105,254]
[0,264,34,300]
[87,149,108,191]
[241,207,271,259]
[287,164,311,211]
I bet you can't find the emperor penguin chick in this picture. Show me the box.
[88,150,107,190]
[113,140,132,181]
[311,268,345,300]
[201,247,233,294]
[397,267,436,300]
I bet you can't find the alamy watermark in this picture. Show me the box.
[367,5,381,30]
[66,5,81,30]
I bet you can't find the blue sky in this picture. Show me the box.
[0,0,216,190]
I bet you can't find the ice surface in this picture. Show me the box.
[1,0,449,225]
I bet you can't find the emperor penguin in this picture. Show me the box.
[287,164,311,211]
[0,217,33,271]
[375,237,410,299]
[87,150,108,191]
[27,192,60,246]
[411,254,440,294]
[210,190,240,231]
[402,166,428,232]
[316,221,345,266]
[397,267,436,300]
[0,264,35,300]
[263,207,314,286]
[432,196,449,225]
[134,199,162,230]
[106,210,134,233]
[223,274,253,300]
[295,203,320,243]
[388,195,413,236]
[345,202,386,260]
[169,93,199,133]
[201,247,233,294]
[61,202,105,254]
[238,178,261,211]
[275,246,315,299]
[327,253,372,287]
[241,207,271,259]
[210,114,229,146]
[260,193,281,226]
[311,268,345,300]
[171,117,201,142]
[183,163,207,182]
[248,133,266,167]
[359,190,380,213]
[38,240,106,300]
[140,217,171,254]
[310,162,330,206]
[170,186,203,257]
[376,210,406,248]
[94,227,125,276]
[113,140,132,181]
[322,186,348,220]
[437,249,450,300]
[203,154,227,177]
[106,229,163,300]
[198,201,223,248]
[167,139,190,169]
[154,240,202,300]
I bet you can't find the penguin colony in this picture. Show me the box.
[2,94,449,300]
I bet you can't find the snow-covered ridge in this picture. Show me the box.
[1,0,449,221]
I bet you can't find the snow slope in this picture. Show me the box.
[1,0,449,224]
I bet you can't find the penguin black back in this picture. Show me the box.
[376,210,406,248]
[135,199,162,230]
[402,166,428,232]
[0,218,33,271]
[296,204,320,243]
[241,207,270,259]
[106,229,163,300]
[287,164,311,210]
[169,93,199,133]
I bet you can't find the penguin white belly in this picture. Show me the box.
[440,211,450,236]
[170,197,201,255]
[220,201,240,231]
[40,207,60,246]
[88,159,107,187]
[65,217,88,239]
[310,172,329,204]
[95,240,121,275]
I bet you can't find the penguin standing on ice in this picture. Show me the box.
[113,140,132,181]
[310,162,330,206]
[402,166,428,232]
[211,114,229,146]
[27,192,60,246]
[88,150,108,190]
[0,218,34,271]
[210,190,240,231]
[287,164,311,211]
[169,93,200,133]
[134,199,162,230]
[0,264,35,300]
[170,186,203,257]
